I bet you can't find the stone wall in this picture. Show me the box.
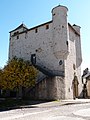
[29,76,65,100]
[64,25,82,99]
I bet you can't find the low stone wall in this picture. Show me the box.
[29,76,65,100]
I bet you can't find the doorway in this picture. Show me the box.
[73,75,79,99]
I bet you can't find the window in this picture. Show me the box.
[53,13,55,16]
[17,35,19,39]
[46,24,49,29]
[25,31,28,39]
[66,41,68,46]
[14,31,19,36]
[73,64,76,70]
[35,28,38,33]
[59,60,63,65]
[31,54,36,65]
[14,31,19,39]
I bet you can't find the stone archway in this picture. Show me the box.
[72,75,79,99]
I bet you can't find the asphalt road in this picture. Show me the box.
[0,99,90,120]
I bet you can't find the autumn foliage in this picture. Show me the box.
[0,57,38,90]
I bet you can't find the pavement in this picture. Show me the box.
[0,99,90,120]
[25,98,90,108]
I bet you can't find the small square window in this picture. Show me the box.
[46,25,49,29]
[35,28,38,33]
[17,35,19,39]
[53,13,55,16]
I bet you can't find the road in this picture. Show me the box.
[0,100,90,120]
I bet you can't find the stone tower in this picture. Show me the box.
[9,5,82,100]
[52,5,69,59]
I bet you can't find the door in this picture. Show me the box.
[73,75,79,99]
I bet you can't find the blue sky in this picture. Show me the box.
[0,0,90,73]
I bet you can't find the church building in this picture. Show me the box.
[9,5,82,100]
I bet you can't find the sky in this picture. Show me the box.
[0,0,90,74]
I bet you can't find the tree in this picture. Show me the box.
[2,57,38,91]
[0,69,3,89]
